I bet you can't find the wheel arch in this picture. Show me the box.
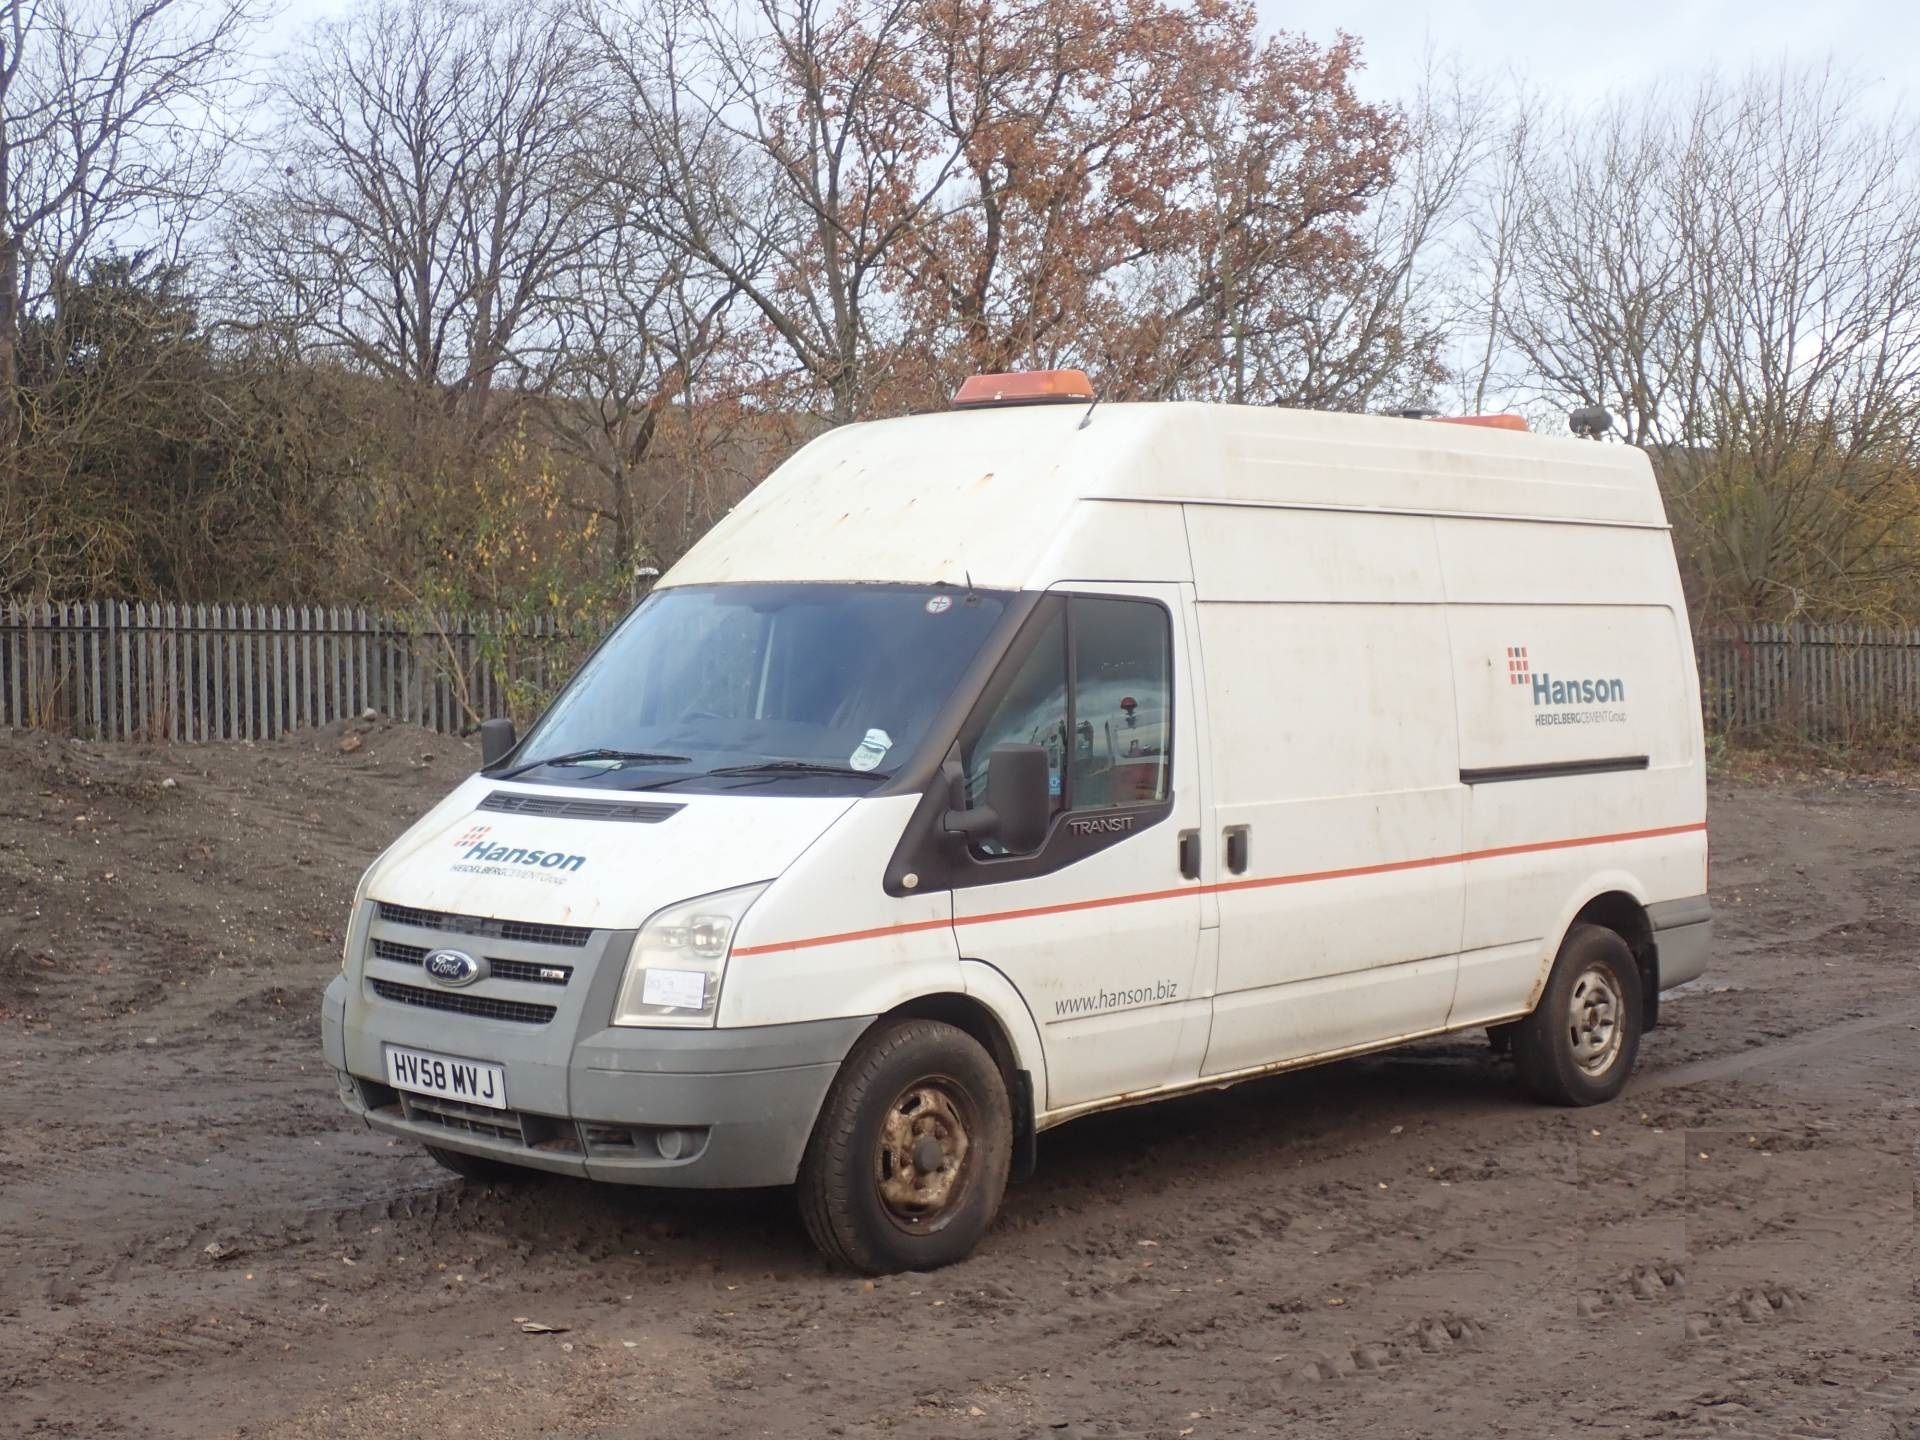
[881,991,1021,1083]
[1539,879,1658,1029]
[874,976,1044,1181]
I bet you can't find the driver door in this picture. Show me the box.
[948,585,1210,1112]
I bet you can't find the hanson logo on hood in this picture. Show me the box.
[450,823,587,877]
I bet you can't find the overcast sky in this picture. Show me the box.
[1261,0,1919,110]
[264,0,1920,112]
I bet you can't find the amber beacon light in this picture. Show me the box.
[953,369,1097,409]
[1432,413,1530,432]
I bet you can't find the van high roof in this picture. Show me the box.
[667,393,1666,592]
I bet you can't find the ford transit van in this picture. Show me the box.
[321,372,1712,1273]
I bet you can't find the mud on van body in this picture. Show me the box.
[323,374,1710,1273]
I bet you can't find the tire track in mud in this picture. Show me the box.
[10,768,1920,1439]
[607,1162,1837,1430]
[1637,1000,1920,1093]
[14,1006,1909,1436]
[635,1015,1917,1438]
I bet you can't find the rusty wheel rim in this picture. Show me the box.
[874,1076,975,1233]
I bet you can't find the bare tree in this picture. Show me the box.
[1072,28,1414,409]
[586,0,978,425]
[1455,84,1536,414]
[545,189,739,569]
[1496,68,1920,620]
[1227,56,1492,412]
[0,0,259,441]
[239,0,600,428]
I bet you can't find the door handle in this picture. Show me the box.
[1224,824,1250,875]
[1178,828,1200,880]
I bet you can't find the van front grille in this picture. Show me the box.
[370,938,572,987]
[369,978,556,1026]
[375,902,591,949]
[400,1093,526,1143]
[384,1093,585,1155]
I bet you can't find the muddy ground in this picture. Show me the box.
[0,724,1914,1439]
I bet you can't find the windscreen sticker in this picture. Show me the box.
[849,727,893,772]
[924,595,953,615]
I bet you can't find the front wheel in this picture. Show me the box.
[798,1018,1012,1274]
[1514,922,1643,1106]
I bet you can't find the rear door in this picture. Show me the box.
[1437,518,1705,1026]
[948,584,1211,1111]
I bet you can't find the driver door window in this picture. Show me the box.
[960,605,1068,819]
[960,596,1173,854]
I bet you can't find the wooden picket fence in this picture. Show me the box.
[4,603,1920,747]
[0,601,592,742]
[1696,624,1920,744]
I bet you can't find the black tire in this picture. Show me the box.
[797,1018,1012,1274]
[1515,922,1643,1106]
[423,1143,527,1183]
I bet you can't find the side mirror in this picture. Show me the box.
[946,743,1052,854]
[479,717,517,769]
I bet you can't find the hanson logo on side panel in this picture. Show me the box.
[1505,646,1627,726]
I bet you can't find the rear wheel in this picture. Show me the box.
[423,1144,526,1183]
[798,1018,1012,1274]
[1514,922,1643,1106]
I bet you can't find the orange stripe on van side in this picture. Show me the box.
[727,820,1708,958]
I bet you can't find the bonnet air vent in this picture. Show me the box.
[477,791,685,824]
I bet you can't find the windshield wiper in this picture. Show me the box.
[704,760,892,781]
[497,747,691,779]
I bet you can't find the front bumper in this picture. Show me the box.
[322,973,872,1188]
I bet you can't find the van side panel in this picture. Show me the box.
[1186,505,1466,1075]
[1438,517,1709,1024]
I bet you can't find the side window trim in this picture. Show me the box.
[955,593,1069,814]
[884,590,1179,897]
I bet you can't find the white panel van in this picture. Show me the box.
[322,373,1712,1273]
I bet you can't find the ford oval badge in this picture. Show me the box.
[423,948,485,988]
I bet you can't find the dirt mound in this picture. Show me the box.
[278,714,478,770]
[0,724,468,1034]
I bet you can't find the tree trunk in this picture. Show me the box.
[0,230,16,449]
[0,125,17,450]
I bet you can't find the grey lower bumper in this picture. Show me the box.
[322,974,872,1188]
[1649,896,1712,990]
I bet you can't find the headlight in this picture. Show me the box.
[343,864,376,971]
[612,883,769,1028]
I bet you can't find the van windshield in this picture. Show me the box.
[502,583,1011,792]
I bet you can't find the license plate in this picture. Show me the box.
[385,1045,508,1111]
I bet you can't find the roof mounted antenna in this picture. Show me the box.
[1077,394,1100,430]
[1569,405,1614,440]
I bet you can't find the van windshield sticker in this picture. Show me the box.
[848,728,893,772]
